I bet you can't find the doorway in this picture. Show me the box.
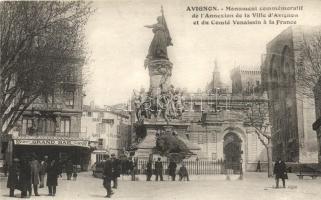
[223,132,242,171]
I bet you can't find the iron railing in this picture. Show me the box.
[135,159,241,175]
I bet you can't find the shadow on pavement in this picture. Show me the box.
[89,194,107,198]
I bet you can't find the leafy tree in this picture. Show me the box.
[0,1,93,134]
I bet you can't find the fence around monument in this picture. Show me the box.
[135,159,241,175]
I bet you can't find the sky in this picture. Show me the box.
[83,0,321,106]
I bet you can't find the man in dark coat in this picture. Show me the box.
[146,160,153,181]
[19,158,32,198]
[273,158,287,188]
[168,160,177,181]
[65,160,73,180]
[47,159,59,196]
[7,158,19,197]
[128,157,136,181]
[155,157,163,181]
[111,153,120,189]
[178,163,189,181]
[103,154,114,198]
[30,155,40,196]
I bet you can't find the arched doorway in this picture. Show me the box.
[223,132,242,170]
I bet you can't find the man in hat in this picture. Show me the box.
[155,157,163,181]
[30,154,40,196]
[103,154,114,198]
[111,153,120,189]
[178,163,189,181]
[7,158,19,197]
[273,157,287,188]
[168,159,177,181]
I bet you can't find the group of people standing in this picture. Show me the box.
[6,154,77,198]
[145,158,189,181]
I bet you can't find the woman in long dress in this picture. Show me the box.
[145,16,172,60]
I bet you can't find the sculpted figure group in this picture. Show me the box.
[133,86,185,122]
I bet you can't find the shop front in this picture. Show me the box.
[13,136,90,171]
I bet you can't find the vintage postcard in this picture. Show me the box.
[0,0,321,199]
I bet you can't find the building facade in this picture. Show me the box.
[230,66,262,95]
[10,63,91,170]
[182,92,269,171]
[81,103,130,165]
[262,26,319,163]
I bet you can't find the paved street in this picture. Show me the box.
[1,172,321,200]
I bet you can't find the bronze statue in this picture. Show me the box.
[145,13,172,60]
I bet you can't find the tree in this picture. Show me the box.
[0,1,93,135]
[296,29,321,99]
[245,98,275,177]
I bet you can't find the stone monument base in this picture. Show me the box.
[135,119,200,160]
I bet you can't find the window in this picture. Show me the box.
[87,112,92,117]
[102,119,114,124]
[212,153,217,160]
[64,91,74,108]
[22,118,33,135]
[60,118,71,136]
[98,138,103,146]
[98,112,104,119]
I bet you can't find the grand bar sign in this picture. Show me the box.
[14,137,89,148]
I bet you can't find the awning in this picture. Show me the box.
[13,136,89,148]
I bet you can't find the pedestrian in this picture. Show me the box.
[103,154,114,198]
[39,155,48,188]
[146,159,153,181]
[155,157,163,181]
[178,163,189,181]
[19,157,32,198]
[128,157,135,181]
[91,162,97,176]
[7,158,20,197]
[30,155,40,196]
[168,159,177,181]
[47,159,59,196]
[256,160,261,172]
[111,153,120,189]
[273,158,287,188]
[72,165,78,181]
[65,160,73,180]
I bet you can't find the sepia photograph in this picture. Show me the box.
[0,0,321,199]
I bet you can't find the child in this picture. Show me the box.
[72,165,78,181]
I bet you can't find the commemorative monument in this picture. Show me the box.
[133,7,200,161]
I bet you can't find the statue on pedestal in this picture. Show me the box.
[134,7,186,123]
[144,8,172,61]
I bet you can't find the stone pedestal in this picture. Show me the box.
[146,59,173,96]
[135,119,200,159]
